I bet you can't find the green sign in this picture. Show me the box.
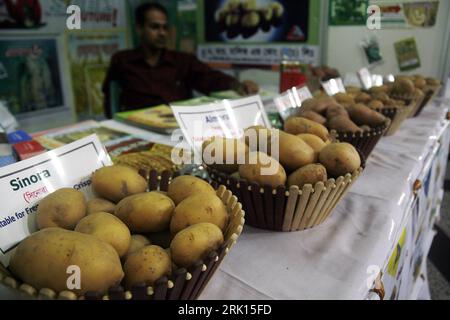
[394,38,421,71]
[329,0,369,26]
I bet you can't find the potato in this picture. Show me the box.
[426,78,440,86]
[302,97,337,114]
[124,235,151,260]
[391,78,415,96]
[327,115,363,133]
[369,85,389,94]
[244,125,272,152]
[326,104,349,119]
[170,193,228,235]
[333,93,355,105]
[115,192,175,233]
[86,198,115,215]
[239,151,286,188]
[75,212,131,257]
[170,223,224,268]
[36,188,86,230]
[319,143,361,177]
[278,131,315,171]
[92,165,147,203]
[124,245,171,288]
[10,228,123,295]
[284,117,330,142]
[368,100,384,110]
[345,86,362,94]
[354,92,371,104]
[202,137,248,174]
[167,175,215,205]
[297,134,327,162]
[371,92,390,103]
[298,110,327,125]
[347,103,387,127]
[287,164,327,188]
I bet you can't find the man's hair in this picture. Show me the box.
[135,2,168,26]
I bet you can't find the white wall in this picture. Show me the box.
[326,0,450,79]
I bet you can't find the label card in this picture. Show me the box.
[0,134,112,266]
[357,67,373,90]
[274,86,313,120]
[321,78,346,96]
[171,95,271,150]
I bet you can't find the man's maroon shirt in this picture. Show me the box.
[102,47,236,118]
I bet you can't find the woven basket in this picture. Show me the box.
[412,85,442,117]
[0,170,245,300]
[207,150,365,232]
[374,100,415,136]
[331,120,389,159]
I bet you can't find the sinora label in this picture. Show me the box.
[0,134,112,266]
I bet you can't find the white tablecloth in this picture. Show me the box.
[102,102,449,300]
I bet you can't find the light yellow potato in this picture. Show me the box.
[202,137,248,174]
[287,164,327,188]
[10,228,123,295]
[167,175,216,205]
[92,165,147,203]
[239,151,286,188]
[170,193,228,235]
[297,111,327,125]
[278,131,315,171]
[75,212,131,257]
[297,134,327,162]
[284,117,330,142]
[86,198,115,215]
[36,188,86,230]
[124,235,151,260]
[244,125,272,152]
[115,192,175,233]
[124,245,171,288]
[319,143,361,177]
[170,223,224,268]
[333,93,355,105]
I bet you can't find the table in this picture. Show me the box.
[101,100,449,300]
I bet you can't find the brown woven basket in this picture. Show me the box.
[0,170,245,300]
[390,92,425,119]
[331,120,389,159]
[206,150,365,232]
[412,85,442,118]
[375,100,415,136]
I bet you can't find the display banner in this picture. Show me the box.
[198,43,320,66]
[170,95,271,151]
[0,134,112,266]
[274,86,312,121]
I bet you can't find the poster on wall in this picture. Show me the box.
[369,0,439,28]
[198,0,321,66]
[205,0,309,43]
[0,0,67,33]
[329,0,368,26]
[71,0,127,30]
[177,0,197,54]
[67,32,126,117]
[0,36,65,115]
[394,37,421,71]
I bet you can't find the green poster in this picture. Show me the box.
[394,38,421,71]
[329,0,369,26]
[177,0,197,53]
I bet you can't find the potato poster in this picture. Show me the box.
[204,0,309,43]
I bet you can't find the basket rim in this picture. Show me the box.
[0,170,245,300]
[331,118,390,138]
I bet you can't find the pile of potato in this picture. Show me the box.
[9,166,229,296]
[204,122,361,189]
[288,92,389,134]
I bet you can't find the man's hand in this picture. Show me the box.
[232,80,259,96]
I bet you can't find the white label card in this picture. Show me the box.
[0,134,112,266]
[274,86,313,120]
[170,95,271,150]
[321,78,346,96]
[357,68,373,90]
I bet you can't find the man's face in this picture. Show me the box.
[138,9,169,49]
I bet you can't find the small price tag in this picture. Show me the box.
[321,78,346,96]
[171,95,271,150]
[0,135,112,266]
[357,67,373,90]
[274,86,313,120]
